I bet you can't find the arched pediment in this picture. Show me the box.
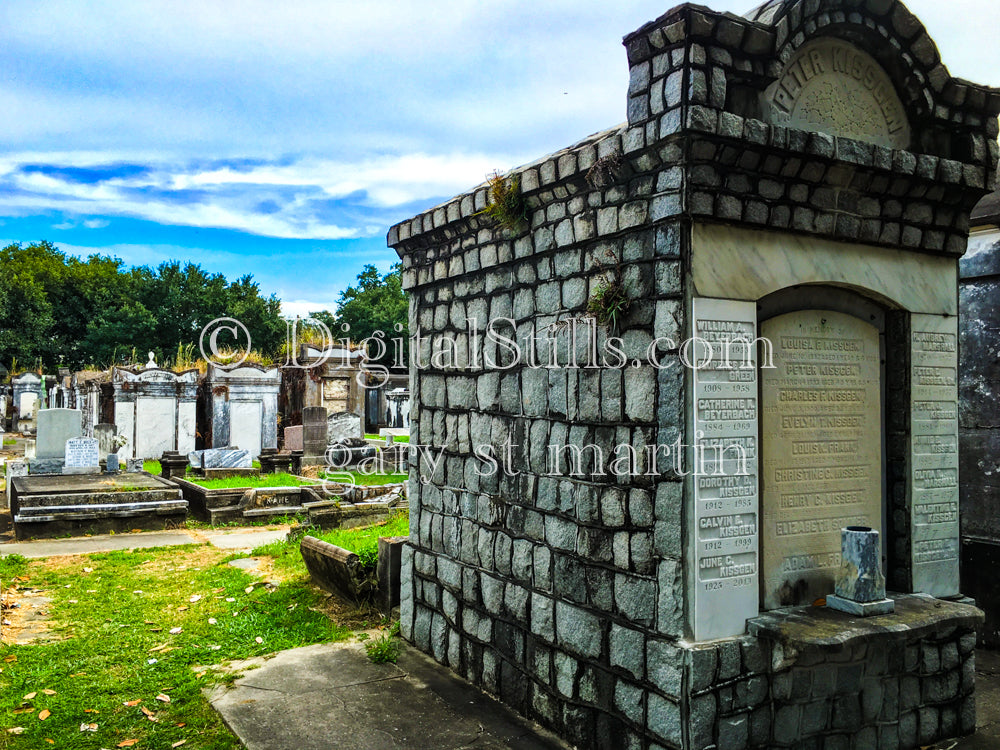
[763,38,910,150]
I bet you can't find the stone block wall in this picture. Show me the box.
[393,119,692,745]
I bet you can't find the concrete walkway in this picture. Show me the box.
[207,641,567,750]
[0,526,290,558]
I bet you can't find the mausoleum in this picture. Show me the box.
[388,1,999,748]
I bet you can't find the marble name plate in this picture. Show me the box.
[690,298,760,642]
[65,437,100,468]
[909,314,960,597]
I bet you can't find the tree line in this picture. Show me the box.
[0,241,407,373]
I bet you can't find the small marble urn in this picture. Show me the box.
[826,526,895,616]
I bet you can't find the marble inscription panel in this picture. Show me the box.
[909,315,961,596]
[690,298,759,641]
[760,310,882,610]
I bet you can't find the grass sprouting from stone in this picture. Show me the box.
[143,459,161,474]
[0,545,350,748]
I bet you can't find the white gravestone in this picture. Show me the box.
[689,298,760,642]
[64,436,100,474]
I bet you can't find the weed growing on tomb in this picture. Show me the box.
[585,245,631,333]
[0,544,350,748]
[365,621,401,664]
[477,170,528,233]
[587,276,630,332]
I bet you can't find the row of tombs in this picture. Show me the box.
[2,402,410,539]
[386,1,1000,749]
[1,344,410,460]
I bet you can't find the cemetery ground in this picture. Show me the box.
[0,515,408,749]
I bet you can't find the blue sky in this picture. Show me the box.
[1,0,997,316]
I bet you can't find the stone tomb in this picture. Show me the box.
[111,367,198,459]
[10,472,187,539]
[203,364,279,461]
[388,1,997,748]
[11,373,42,432]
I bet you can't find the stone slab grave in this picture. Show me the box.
[9,472,188,539]
[387,1,999,748]
[327,411,362,444]
[187,448,256,478]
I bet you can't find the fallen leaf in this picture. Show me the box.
[225,597,236,602]
[177,606,188,612]
[169,627,182,634]
[24,692,37,700]
[208,618,217,625]
[79,722,98,732]
[12,708,35,715]
[83,567,93,573]
[6,727,24,735]
[42,689,56,695]
[149,643,170,653]
[147,658,157,665]
[255,637,263,644]
[45,740,54,745]
[141,706,158,722]
[118,741,139,748]
[195,671,206,678]
[172,741,187,748]
[123,700,142,707]
[144,620,156,625]
[245,586,253,594]
[189,595,201,603]
[84,708,99,714]
[38,709,51,720]
[4,655,16,663]
[175,723,186,727]
[155,693,171,703]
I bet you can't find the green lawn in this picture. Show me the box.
[0,545,352,749]
[321,470,408,487]
[364,434,410,444]
[254,513,409,579]
[186,472,320,490]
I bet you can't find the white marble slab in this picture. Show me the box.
[909,314,961,597]
[691,223,958,315]
[689,298,760,642]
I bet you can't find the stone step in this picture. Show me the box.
[15,499,188,522]
[15,489,182,508]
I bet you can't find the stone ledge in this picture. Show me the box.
[746,593,984,651]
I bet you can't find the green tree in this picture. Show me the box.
[326,264,408,366]
[0,241,287,371]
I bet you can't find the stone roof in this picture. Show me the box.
[972,190,1000,226]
